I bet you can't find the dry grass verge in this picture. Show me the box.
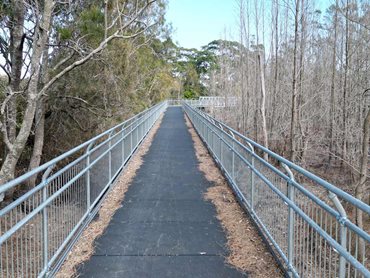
[56,115,164,278]
[184,114,283,278]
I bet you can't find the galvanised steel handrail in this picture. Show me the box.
[0,101,167,277]
[183,102,370,278]
[167,98,237,108]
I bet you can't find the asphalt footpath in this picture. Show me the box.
[78,106,246,278]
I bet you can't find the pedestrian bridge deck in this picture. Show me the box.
[78,107,245,277]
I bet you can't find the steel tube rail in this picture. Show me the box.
[197,102,370,244]
[194,106,370,214]
[186,103,370,235]
[193,106,343,218]
[191,104,370,245]
[0,101,167,277]
[0,104,161,218]
[0,103,160,194]
[183,102,370,277]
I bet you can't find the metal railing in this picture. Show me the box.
[197,96,238,107]
[167,97,238,108]
[0,101,167,277]
[183,102,370,277]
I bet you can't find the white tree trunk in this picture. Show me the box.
[354,92,370,261]
[257,52,269,161]
[0,0,54,202]
[329,1,338,164]
[27,100,45,188]
[289,0,300,162]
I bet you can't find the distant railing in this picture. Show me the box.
[183,102,370,278]
[197,96,238,107]
[166,99,182,106]
[167,97,237,108]
[0,101,167,277]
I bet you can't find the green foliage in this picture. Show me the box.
[57,27,73,41]
[78,5,104,40]
[182,64,200,93]
[0,1,11,19]
[156,41,219,96]
[195,50,217,74]
[183,90,196,99]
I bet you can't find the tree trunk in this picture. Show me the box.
[0,0,54,201]
[27,100,46,188]
[257,52,269,160]
[329,1,338,165]
[245,0,250,133]
[342,0,350,166]
[7,0,25,142]
[289,0,300,162]
[254,0,259,142]
[27,27,51,189]
[270,0,279,134]
[254,58,259,141]
[239,0,247,134]
[353,102,370,263]
[297,0,306,163]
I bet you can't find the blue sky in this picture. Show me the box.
[166,0,239,49]
[165,0,333,50]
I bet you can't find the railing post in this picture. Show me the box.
[206,115,211,146]
[229,130,235,180]
[85,142,95,211]
[130,123,133,154]
[339,224,347,278]
[209,119,213,151]
[146,108,149,132]
[108,131,113,182]
[137,119,140,144]
[218,124,223,164]
[140,116,143,140]
[136,120,138,147]
[212,120,217,153]
[219,135,222,163]
[41,165,54,276]
[202,115,206,137]
[328,191,347,278]
[282,163,295,276]
[121,126,125,164]
[245,142,255,210]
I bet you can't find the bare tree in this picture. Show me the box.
[269,0,279,134]
[353,89,370,261]
[239,0,247,134]
[289,0,300,162]
[341,0,349,166]
[257,49,269,160]
[329,0,339,165]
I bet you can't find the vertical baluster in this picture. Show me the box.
[41,166,54,276]
[282,163,295,276]
[86,142,94,212]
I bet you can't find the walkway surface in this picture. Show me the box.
[78,107,245,277]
